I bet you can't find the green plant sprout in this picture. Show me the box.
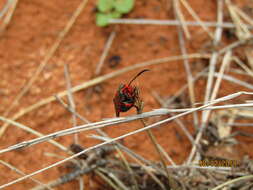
[96,0,134,27]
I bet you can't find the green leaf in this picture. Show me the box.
[110,11,122,19]
[114,0,134,14]
[96,12,121,27]
[96,13,110,27]
[97,0,114,12]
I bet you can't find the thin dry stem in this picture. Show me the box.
[137,98,176,171]
[115,148,139,190]
[109,18,253,29]
[0,0,18,33]
[152,92,202,152]
[0,116,67,152]
[63,64,83,189]
[64,64,78,144]
[203,0,224,104]
[174,0,198,128]
[233,5,253,26]
[226,0,251,40]
[189,0,224,164]
[0,0,12,20]
[173,0,191,39]
[95,169,122,190]
[91,135,167,190]
[164,67,208,107]
[0,160,52,190]
[95,31,116,75]
[210,51,232,101]
[211,175,253,190]
[212,72,253,90]
[188,52,231,164]
[232,56,253,77]
[180,0,214,38]
[219,35,253,54]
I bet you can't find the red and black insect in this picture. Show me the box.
[113,69,149,117]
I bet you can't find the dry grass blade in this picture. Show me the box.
[173,0,191,39]
[90,135,167,189]
[0,116,67,152]
[225,0,251,40]
[95,31,116,75]
[0,0,18,33]
[0,0,12,20]
[86,30,116,108]
[164,67,208,106]
[174,0,198,128]
[55,95,90,124]
[180,0,214,38]
[99,167,129,190]
[188,0,224,164]
[3,102,253,155]
[219,35,253,55]
[31,163,101,190]
[212,72,253,90]
[95,170,121,190]
[0,0,89,138]
[63,64,83,189]
[210,51,232,101]
[204,52,219,104]
[90,134,172,174]
[114,147,139,190]
[64,64,78,144]
[233,5,253,26]
[211,175,253,190]
[142,124,175,186]
[214,0,224,46]
[203,0,224,104]
[0,160,52,190]
[232,56,253,77]
[109,18,253,29]
[136,97,176,181]
[78,178,84,190]
[153,91,196,148]
[189,0,224,164]
[126,152,167,190]
[188,51,231,164]
[0,91,252,189]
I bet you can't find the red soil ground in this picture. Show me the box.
[0,0,253,189]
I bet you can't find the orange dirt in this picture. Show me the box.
[0,0,253,189]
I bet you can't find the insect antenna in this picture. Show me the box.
[128,69,150,86]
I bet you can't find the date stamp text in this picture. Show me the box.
[199,160,239,167]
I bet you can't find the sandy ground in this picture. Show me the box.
[1,0,253,189]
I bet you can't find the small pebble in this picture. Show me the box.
[108,55,121,68]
